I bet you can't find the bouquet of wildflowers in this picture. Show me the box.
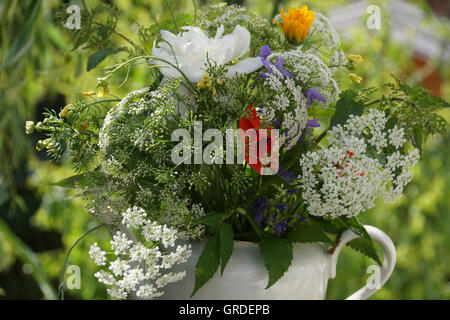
[27,2,448,299]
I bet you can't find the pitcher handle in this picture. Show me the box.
[329,225,396,300]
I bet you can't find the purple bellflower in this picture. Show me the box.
[305,87,326,107]
[259,45,293,79]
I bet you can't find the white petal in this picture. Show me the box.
[215,25,224,39]
[225,57,263,78]
[227,25,251,60]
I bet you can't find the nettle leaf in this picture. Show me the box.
[52,173,89,188]
[287,225,332,243]
[219,222,234,275]
[87,48,124,71]
[191,212,223,227]
[340,217,370,241]
[348,238,382,266]
[412,129,423,151]
[329,89,365,129]
[259,237,293,289]
[191,232,220,296]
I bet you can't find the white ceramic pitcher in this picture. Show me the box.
[159,225,396,300]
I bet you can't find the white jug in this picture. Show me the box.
[160,225,396,300]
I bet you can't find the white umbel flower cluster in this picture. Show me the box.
[258,49,338,150]
[89,242,106,266]
[299,110,419,218]
[90,206,192,299]
[98,83,178,176]
[308,12,341,51]
[122,206,147,229]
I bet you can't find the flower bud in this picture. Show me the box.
[25,121,35,134]
[59,104,73,118]
[348,73,363,84]
[36,140,45,151]
[43,138,53,149]
[82,91,97,97]
[97,87,108,98]
[348,54,364,64]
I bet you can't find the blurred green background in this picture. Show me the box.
[0,0,448,299]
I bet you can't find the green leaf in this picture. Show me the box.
[219,222,234,275]
[52,173,89,188]
[287,225,332,243]
[87,48,124,71]
[348,238,382,266]
[412,128,423,151]
[340,217,371,241]
[2,0,42,69]
[259,237,293,289]
[329,89,365,129]
[191,212,223,227]
[191,232,220,296]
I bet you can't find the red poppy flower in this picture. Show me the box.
[238,105,275,174]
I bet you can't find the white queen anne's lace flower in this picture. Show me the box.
[122,206,147,229]
[388,126,406,149]
[136,284,162,299]
[110,231,133,255]
[89,207,192,300]
[299,110,419,218]
[89,242,106,266]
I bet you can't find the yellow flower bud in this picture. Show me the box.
[348,54,364,64]
[348,73,363,83]
[36,140,44,151]
[197,74,212,90]
[82,91,97,97]
[97,87,108,98]
[59,104,73,118]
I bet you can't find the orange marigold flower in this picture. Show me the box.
[273,5,315,44]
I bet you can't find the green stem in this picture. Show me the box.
[192,0,198,21]
[90,21,142,53]
[58,224,105,300]
[106,55,195,91]
[164,0,179,32]
[314,128,328,144]
[364,96,404,107]
[82,0,91,16]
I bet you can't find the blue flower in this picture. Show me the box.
[273,57,294,78]
[251,197,268,227]
[274,204,288,211]
[298,119,321,142]
[259,44,272,59]
[305,87,326,107]
[259,45,293,79]
[272,216,288,236]
[297,216,308,224]
[272,118,281,128]
[278,166,297,183]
